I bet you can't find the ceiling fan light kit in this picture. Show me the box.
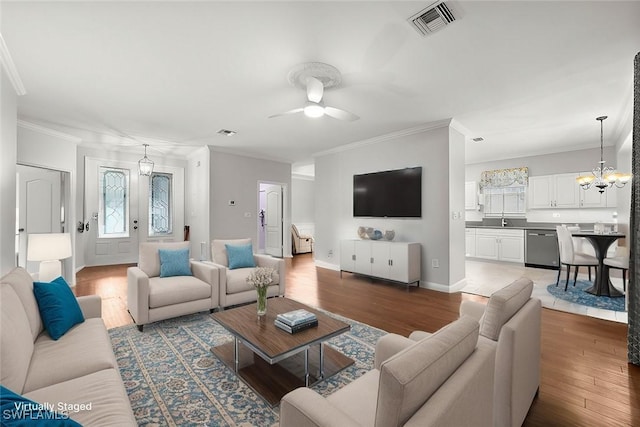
[269,62,359,122]
[576,116,632,193]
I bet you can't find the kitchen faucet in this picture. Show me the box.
[501,218,508,227]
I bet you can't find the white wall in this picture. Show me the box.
[209,150,291,256]
[0,70,18,275]
[291,176,315,237]
[314,123,464,290]
[186,147,210,260]
[448,127,466,288]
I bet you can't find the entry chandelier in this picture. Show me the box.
[576,116,631,193]
[138,144,154,176]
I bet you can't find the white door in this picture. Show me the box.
[388,243,409,282]
[264,184,283,257]
[17,166,63,273]
[340,240,355,272]
[499,236,525,263]
[528,175,553,209]
[554,173,580,208]
[475,235,499,260]
[354,240,372,274]
[370,242,390,279]
[85,158,139,266]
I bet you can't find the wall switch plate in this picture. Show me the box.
[432,259,439,268]
[328,249,333,258]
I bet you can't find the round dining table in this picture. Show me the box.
[571,231,625,297]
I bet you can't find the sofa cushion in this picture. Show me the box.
[0,284,34,393]
[375,316,479,427]
[211,238,251,267]
[33,277,85,340]
[24,369,137,426]
[138,241,190,278]
[327,369,380,426]
[226,243,256,269]
[226,267,257,294]
[480,278,533,341]
[0,385,81,426]
[0,267,43,340]
[22,318,118,393]
[148,276,212,309]
[158,248,192,278]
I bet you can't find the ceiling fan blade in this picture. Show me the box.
[268,108,304,119]
[306,77,324,103]
[324,106,360,122]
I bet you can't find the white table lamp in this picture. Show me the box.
[27,233,72,282]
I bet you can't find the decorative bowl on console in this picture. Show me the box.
[369,229,383,240]
[384,230,395,241]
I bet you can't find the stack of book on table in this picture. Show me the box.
[274,309,318,333]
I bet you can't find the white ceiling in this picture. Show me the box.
[2,1,638,165]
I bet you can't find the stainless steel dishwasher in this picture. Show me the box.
[525,229,559,269]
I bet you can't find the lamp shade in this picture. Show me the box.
[27,233,72,261]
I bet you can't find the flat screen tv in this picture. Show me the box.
[353,167,422,218]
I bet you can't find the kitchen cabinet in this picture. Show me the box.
[528,173,579,209]
[473,228,524,263]
[465,228,476,257]
[577,172,618,207]
[465,181,477,210]
[340,240,421,285]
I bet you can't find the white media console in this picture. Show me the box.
[340,240,421,287]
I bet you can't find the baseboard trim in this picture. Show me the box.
[420,278,467,293]
[314,260,340,271]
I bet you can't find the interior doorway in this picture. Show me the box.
[257,181,287,258]
[16,164,71,279]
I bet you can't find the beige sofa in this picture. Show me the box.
[0,267,136,425]
[210,238,285,308]
[410,278,541,427]
[127,241,220,331]
[280,316,496,427]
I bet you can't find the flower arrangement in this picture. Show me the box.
[246,267,276,288]
[247,267,275,316]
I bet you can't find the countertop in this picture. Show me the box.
[465,221,601,232]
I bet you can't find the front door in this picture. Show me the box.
[85,157,139,266]
[264,184,283,258]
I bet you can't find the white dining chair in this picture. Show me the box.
[555,225,599,291]
[604,246,629,291]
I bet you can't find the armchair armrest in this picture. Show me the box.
[459,300,486,321]
[127,266,150,325]
[374,333,416,369]
[408,330,432,342]
[280,387,361,427]
[76,295,102,319]
[254,254,286,296]
[191,260,220,308]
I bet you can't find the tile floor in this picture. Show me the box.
[462,259,628,323]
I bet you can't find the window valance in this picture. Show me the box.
[479,167,529,189]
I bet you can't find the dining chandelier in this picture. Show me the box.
[138,144,154,176]
[576,116,631,193]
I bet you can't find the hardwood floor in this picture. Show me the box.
[75,254,640,426]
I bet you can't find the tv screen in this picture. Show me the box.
[353,167,422,218]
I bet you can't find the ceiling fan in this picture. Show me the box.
[269,62,359,121]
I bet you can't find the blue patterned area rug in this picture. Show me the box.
[109,310,385,426]
[546,280,626,312]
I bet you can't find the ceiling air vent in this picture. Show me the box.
[408,1,457,36]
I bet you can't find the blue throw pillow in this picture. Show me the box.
[33,276,85,341]
[158,248,192,278]
[225,244,256,269]
[0,385,81,426]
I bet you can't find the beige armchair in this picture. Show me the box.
[280,316,496,427]
[209,238,285,308]
[291,224,313,254]
[127,241,219,331]
[410,278,541,427]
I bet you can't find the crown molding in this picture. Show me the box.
[449,118,473,139]
[18,120,82,143]
[313,119,452,158]
[0,33,26,96]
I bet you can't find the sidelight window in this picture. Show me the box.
[149,172,172,236]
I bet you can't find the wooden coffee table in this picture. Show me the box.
[211,297,353,406]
